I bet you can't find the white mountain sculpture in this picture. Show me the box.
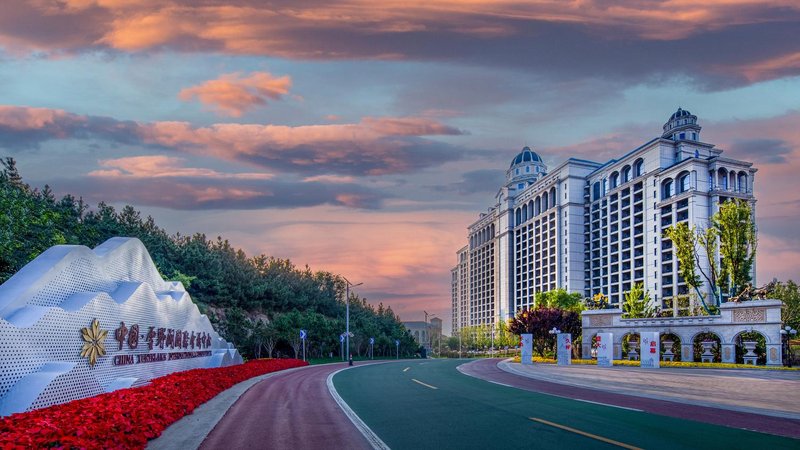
[0,237,242,417]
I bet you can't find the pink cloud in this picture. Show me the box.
[88,155,273,179]
[178,72,292,117]
[0,105,465,175]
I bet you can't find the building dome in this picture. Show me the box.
[662,107,701,140]
[510,146,543,168]
[669,107,693,121]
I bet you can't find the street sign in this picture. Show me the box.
[395,339,399,346]
[300,329,307,340]
[369,337,374,345]
[340,334,345,343]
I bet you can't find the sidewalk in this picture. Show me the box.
[499,360,800,420]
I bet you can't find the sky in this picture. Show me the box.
[1,1,799,333]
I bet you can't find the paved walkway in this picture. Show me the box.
[499,361,800,420]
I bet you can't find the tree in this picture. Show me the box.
[509,307,581,356]
[714,199,757,295]
[664,199,756,312]
[535,289,585,312]
[774,280,800,331]
[622,283,655,318]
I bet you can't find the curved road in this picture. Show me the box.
[333,359,799,449]
[460,359,800,439]
[200,362,372,450]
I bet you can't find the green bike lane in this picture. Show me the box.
[333,359,798,450]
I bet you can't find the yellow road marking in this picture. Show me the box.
[411,378,438,390]
[529,418,641,450]
[403,367,410,372]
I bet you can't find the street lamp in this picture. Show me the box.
[343,276,362,363]
[426,313,438,357]
[549,327,561,356]
[781,325,797,367]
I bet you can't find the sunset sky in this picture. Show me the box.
[2,1,799,332]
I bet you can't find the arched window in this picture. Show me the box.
[515,209,522,226]
[610,172,619,189]
[737,171,748,193]
[718,168,728,190]
[592,182,601,201]
[661,179,673,200]
[543,193,549,210]
[676,171,690,194]
[729,172,736,192]
[622,166,631,183]
[634,159,644,177]
[550,187,556,207]
[535,197,541,215]
[522,206,528,222]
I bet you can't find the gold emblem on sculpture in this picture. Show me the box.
[80,318,108,368]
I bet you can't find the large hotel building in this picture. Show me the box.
[451,109,757,334]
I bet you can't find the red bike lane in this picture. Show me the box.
[200,362,373,450]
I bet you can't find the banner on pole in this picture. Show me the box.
[521,333,533,365]
[557,333,572,365]
[640,332,660,368]
[596,333,613,367]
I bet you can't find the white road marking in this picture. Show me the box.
[574,398,643,412]
[403,367,410,372]
[411,378,438,390]
[327,366,391,450]
[488,380,514,388]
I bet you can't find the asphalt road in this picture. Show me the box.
[333,359,799,449]
[200,362,372,450]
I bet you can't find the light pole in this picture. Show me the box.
[549,327,561,356]
[781,325,797,367]
[426,313,438,357]
[343,277,362,364]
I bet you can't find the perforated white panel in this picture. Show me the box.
[0,238,242,417]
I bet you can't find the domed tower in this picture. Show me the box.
[662,107,701,141]
[506,146,547,189]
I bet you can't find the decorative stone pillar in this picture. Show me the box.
[742,341,758,365]
[662,340,674,362]
[721,343,736,364]
[628,340,639,361]
[582,342,592,359]
[613,343,622,360]
[681,344,693,362]
[766,344,782,366]
[701,340,716,363]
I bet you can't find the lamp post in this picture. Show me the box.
[549,327,561,355]
[343,277,362,364]
[428,313,437,357]
[781,325,797,367]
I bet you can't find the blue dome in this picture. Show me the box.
[510,146,542,168]
[669,107,693,120]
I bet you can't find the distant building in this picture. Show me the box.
[452,108,757,329]
[404,318,444,353]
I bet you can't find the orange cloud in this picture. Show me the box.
[88,155,273,179]
[0,105,464,175]
[178,72,292,117]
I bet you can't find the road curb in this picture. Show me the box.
[327,364,392,450]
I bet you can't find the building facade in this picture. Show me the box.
[451,109,757,332]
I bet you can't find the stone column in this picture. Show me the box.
[582,342,592,359]
[681,344,693,362]
[721,343,735,363]
[766,344,782,366]
[614,343,622,360]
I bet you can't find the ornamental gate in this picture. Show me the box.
[581,300,784,366]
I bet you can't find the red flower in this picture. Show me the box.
[0,359,307,449]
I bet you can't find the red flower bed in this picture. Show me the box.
[0,358,307,449]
